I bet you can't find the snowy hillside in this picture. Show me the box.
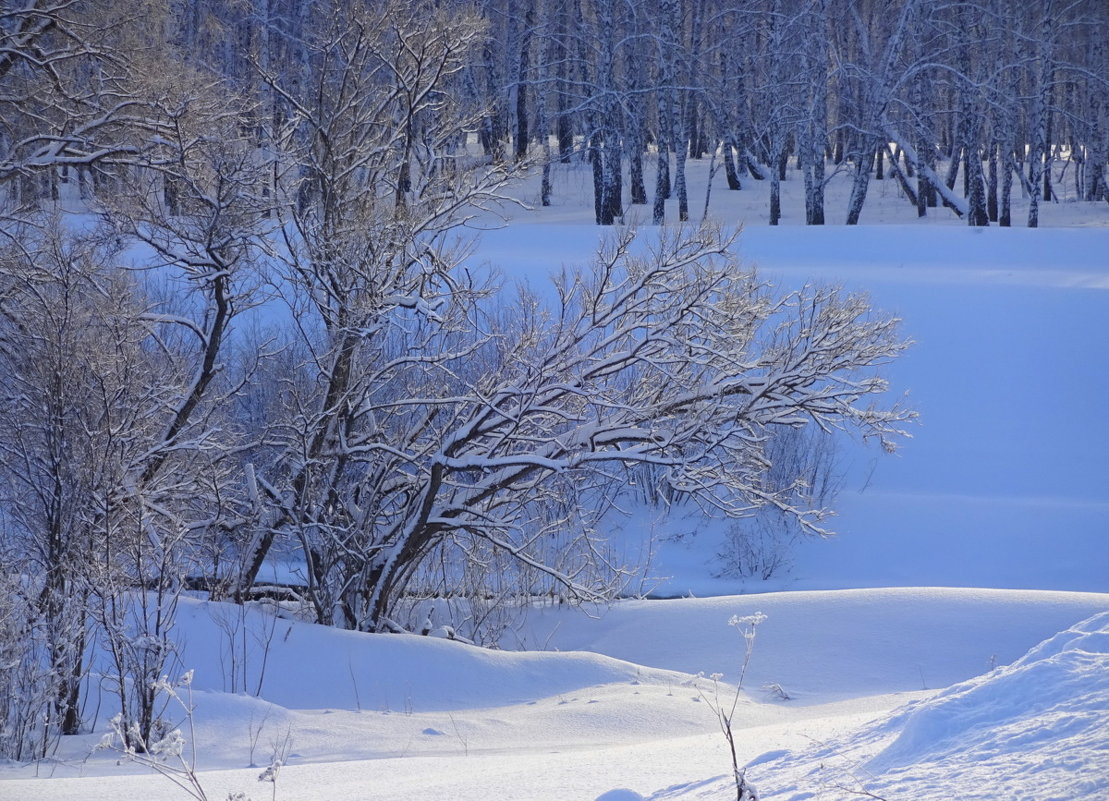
[668,611,1109,801]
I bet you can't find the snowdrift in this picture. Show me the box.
[166,597,689,715]
[523,587,1109,700]
[668,610,1109,801]
[3,589,1107,801]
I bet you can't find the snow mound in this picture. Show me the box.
[747,611,1109,800]
[595,789,647,801]
[524,587,1109,700]
[164,597,689,715]
[864,611,1109,781]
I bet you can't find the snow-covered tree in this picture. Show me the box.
[238,209,911,632]
[0,47,269,752]
[231,0,519,625]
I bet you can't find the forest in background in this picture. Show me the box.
[3,0,1108,224]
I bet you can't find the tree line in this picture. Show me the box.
[479,0,1108,226]
[3,1,1107,226]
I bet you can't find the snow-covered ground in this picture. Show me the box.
[4,590,1106,800]
[3,160,1107,800]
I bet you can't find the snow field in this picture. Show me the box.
[3,588,1106,800]
[475,220,1109,598]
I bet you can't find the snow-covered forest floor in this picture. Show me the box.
[3,159,1107,800]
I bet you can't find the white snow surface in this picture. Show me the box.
[4,590,1107,800]
[673,610,1109,801]
[4,163,1108,800]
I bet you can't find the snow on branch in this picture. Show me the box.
[239,222,913,632]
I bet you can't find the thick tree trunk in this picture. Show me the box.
[1027,10,1054,228]
[675,140,688,221]
[944,150,960,195]
[1000,145,1014,226]
[600,132,623,225]
[810,150,825,224]
[674,93,689,222]
[769,170,781,225]
[629,144,646,204]
[557,111,573,163]
[916,169,929,217]
[590,131,604,225]
[966,148,989,226]
[555,8,573,164]
[514,9,532,162]
[625,16,647,206]
[1042,107,1054,203]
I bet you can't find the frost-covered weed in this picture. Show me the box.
[701,612,768,801]
[98,671,212,801]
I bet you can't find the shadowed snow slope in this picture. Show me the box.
[164,597,691,714]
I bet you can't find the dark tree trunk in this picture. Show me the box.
[555,7,573,164]
[810,167,825,224]
[945,148,959,192]
[541,161,551,206]
[629,144,646,204]
[846,139,876,225]
[987,140,999,222]
[625,10,647,205]
[966,150,989,226]
[590,131,604,224]
[600,131,623,224]
[1000,145,1014,226]
[675,131,689,222]
[1043,107,1054,202]
[514,9,533,162]
[659,142,671,199]
[770,166,781,225]
[557,112,573,163]
[723,135,741,190]
[745,151,765,179]
[653,140,668,224]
